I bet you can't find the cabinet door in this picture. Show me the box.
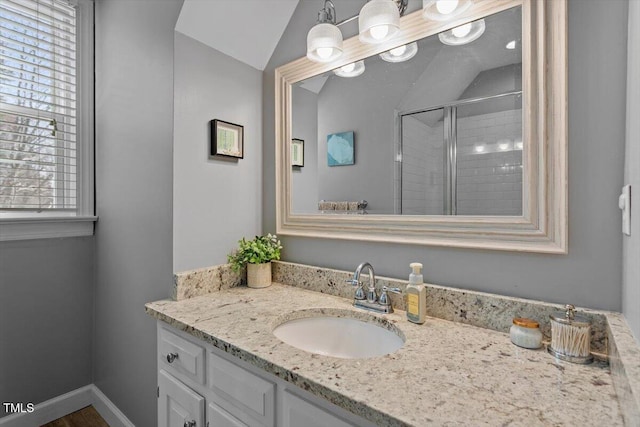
[282,390,356,427]
[158,369,205,427]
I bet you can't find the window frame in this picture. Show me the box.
[0,0,96,241]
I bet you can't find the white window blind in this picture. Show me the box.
[0,0,78,212]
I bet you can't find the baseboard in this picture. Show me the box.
[91,385,135,427]
[0,385,93,427]
[0,384,134,427]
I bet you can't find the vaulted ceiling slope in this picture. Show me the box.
[175,0,299,71]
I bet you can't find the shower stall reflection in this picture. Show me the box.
[398,92,522,216]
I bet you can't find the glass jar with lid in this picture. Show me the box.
[510,317,543,349]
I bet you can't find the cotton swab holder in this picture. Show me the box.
[548,304,593,364]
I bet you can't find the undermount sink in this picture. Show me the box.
[273,311,404,359]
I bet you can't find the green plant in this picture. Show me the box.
[227,234,283,272]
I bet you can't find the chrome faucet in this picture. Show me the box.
[357,262,377,302]
[346,262,401,314]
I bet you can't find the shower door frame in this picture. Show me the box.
[396,90,523,216]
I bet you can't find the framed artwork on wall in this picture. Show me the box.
[327,131,354,166]
[211,119,244,158]
[292,138,304,167]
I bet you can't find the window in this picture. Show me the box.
[0,0,94,240]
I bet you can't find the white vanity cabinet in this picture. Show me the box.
[156,321,376,427]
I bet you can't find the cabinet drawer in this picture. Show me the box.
[208,402,249,427]
[159,326,205,384]
[208,352,275,427]
[282,390,355,427]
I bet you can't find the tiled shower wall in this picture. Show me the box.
[399,108,522,216]
[456,109,522,216]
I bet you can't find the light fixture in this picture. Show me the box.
[422,0,472,21]
[379,42,418,62]
[307,0,343,63]
[474,144,485,153]
[359,0,401,44]
[307,0,409,62]
[436,0,458,14]
[506,40,517,50]
[334,60,366,77]
[498,139,511,151]
[452,22,472,38]
[438,18,485,46]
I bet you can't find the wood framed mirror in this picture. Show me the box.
[275,0,567,253]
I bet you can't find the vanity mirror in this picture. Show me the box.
[275,0,567,253]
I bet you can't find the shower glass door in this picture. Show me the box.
[399,108,445,215]
[399,92,522,216]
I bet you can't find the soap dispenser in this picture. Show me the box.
[406,263,426,324]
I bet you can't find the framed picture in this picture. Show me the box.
[211,119,244,158]
[327,131,355,166]
[291,138,304,167]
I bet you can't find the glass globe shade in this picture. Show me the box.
[379,42,418,63]
[341,63,356,73]
[436,0,459,15]
[333,61,365,78]
[390,45,407,56]
[452,22,472,38]
[422,0,471,21]
[438,19,485,46]
[359,0,400,44]
[307,22,343,63]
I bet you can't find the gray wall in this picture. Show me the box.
[94,1,183,426]
[0,237,94,418]
[314,50,436,214]
[263,0,628,311]
[173,32,262,272]
[623,0,640,341]
[457,64,522,117]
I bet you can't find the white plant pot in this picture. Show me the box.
[247,262,272,288]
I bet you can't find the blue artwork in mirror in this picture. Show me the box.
[327,131,355,166]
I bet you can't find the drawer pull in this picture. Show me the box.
[183,420,196,427]
[167,352,179,363]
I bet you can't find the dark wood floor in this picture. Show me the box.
[40,405,109,427]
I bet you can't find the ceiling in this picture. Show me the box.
[175,0,299,71]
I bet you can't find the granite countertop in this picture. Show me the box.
[146,283,623,426]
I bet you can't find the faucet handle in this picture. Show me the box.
[345,278,360,286]
[379,286,401,307]
[346,278,366,300]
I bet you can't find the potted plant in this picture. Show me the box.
[228,234,282,288]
